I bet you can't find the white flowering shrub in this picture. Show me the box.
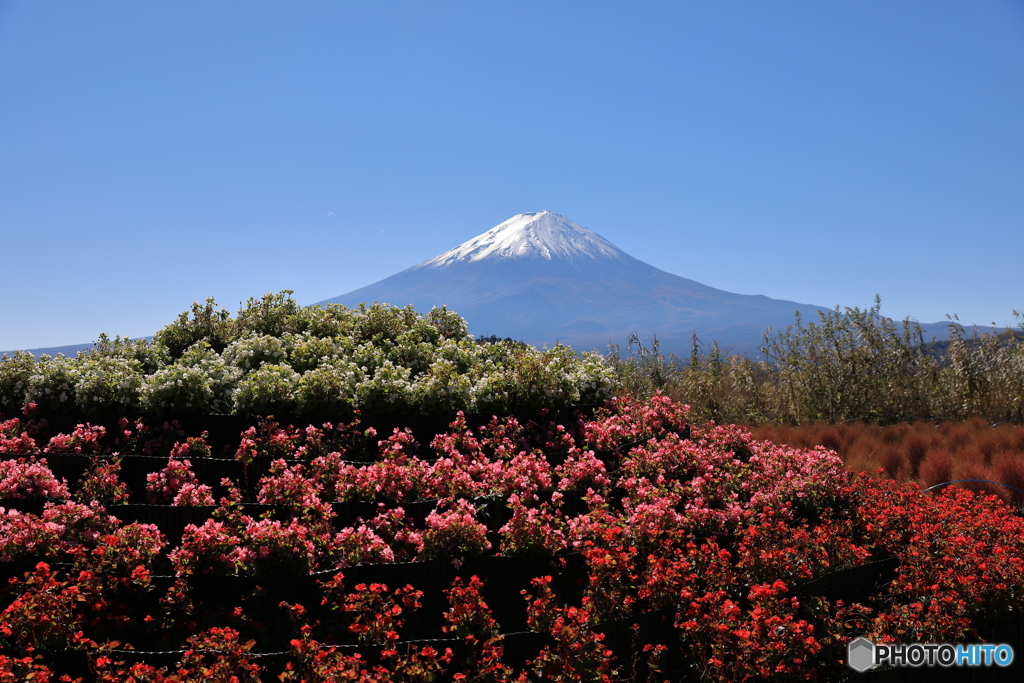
[295,360,363,415]
[142,364,208,413]
[354,360,415,414]
[473,346,581,412]
[140,344,240,413]
[1,293,622,419]
[570,352,619,405]
[222,334,291,373]
[288,333,350,373]
[414,358,474,414]
[288,303,358,338]
[0,351,36,413]
[84,334,168,373]
[386,337,435,375]
[351,303,423,343]
[349,342,389,377]
[233,364,301,415]
[435,339,479,370]
[426,306,470,341]
[74,356,144,415]
[471,373,513,414]
[24,355,78,414]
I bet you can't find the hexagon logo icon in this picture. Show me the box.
[847,637,876,672]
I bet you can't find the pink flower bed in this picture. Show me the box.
[0,395,1021,681]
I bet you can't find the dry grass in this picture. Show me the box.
[608,302,1024,426]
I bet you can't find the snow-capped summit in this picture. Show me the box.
[420,211,626,267]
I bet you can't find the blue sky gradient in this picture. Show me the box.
[1,1,1022,350]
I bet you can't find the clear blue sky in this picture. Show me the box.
[2,1,1022,350]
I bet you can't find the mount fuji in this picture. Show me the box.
[317,211,829,354]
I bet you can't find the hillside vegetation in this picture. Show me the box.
[608,299,1024,426]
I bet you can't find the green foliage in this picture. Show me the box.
[24,354,79,415]
[140,343,240,414]
[928,314,1024,422]
[608,300,1024,425]
[295,360,362,416]
[759,298,933,423]
[0,291,617,419]
[0,351,37,412]
[154,297,235,358]
[235,290,303,337]
[232,364,301,415]
[74,355,144,415]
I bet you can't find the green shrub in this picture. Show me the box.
[154,297,235,359]
[140,343,240,414]
[25,355,78,415]
[0,351,37,414]
[222,333,292,373]
[233,364,301,415]
[235,290,303,338]
[74,356,144,415]
[414,358,474,414]
[354,360,415,414]
[295,360,362,415]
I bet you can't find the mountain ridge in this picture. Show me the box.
[317,211,831,353]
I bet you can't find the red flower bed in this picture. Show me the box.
[0,395,1022,681]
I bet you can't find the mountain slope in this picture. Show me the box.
[317,211,833,354]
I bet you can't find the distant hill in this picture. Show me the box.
[920,329,1024,361]
[1,337,155,359]
[1,342,94,358]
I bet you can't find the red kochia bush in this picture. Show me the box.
[751,418,1024,502]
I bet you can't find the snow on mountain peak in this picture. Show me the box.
[421,211,627,267]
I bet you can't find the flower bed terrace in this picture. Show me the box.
[0,395,1022,681]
